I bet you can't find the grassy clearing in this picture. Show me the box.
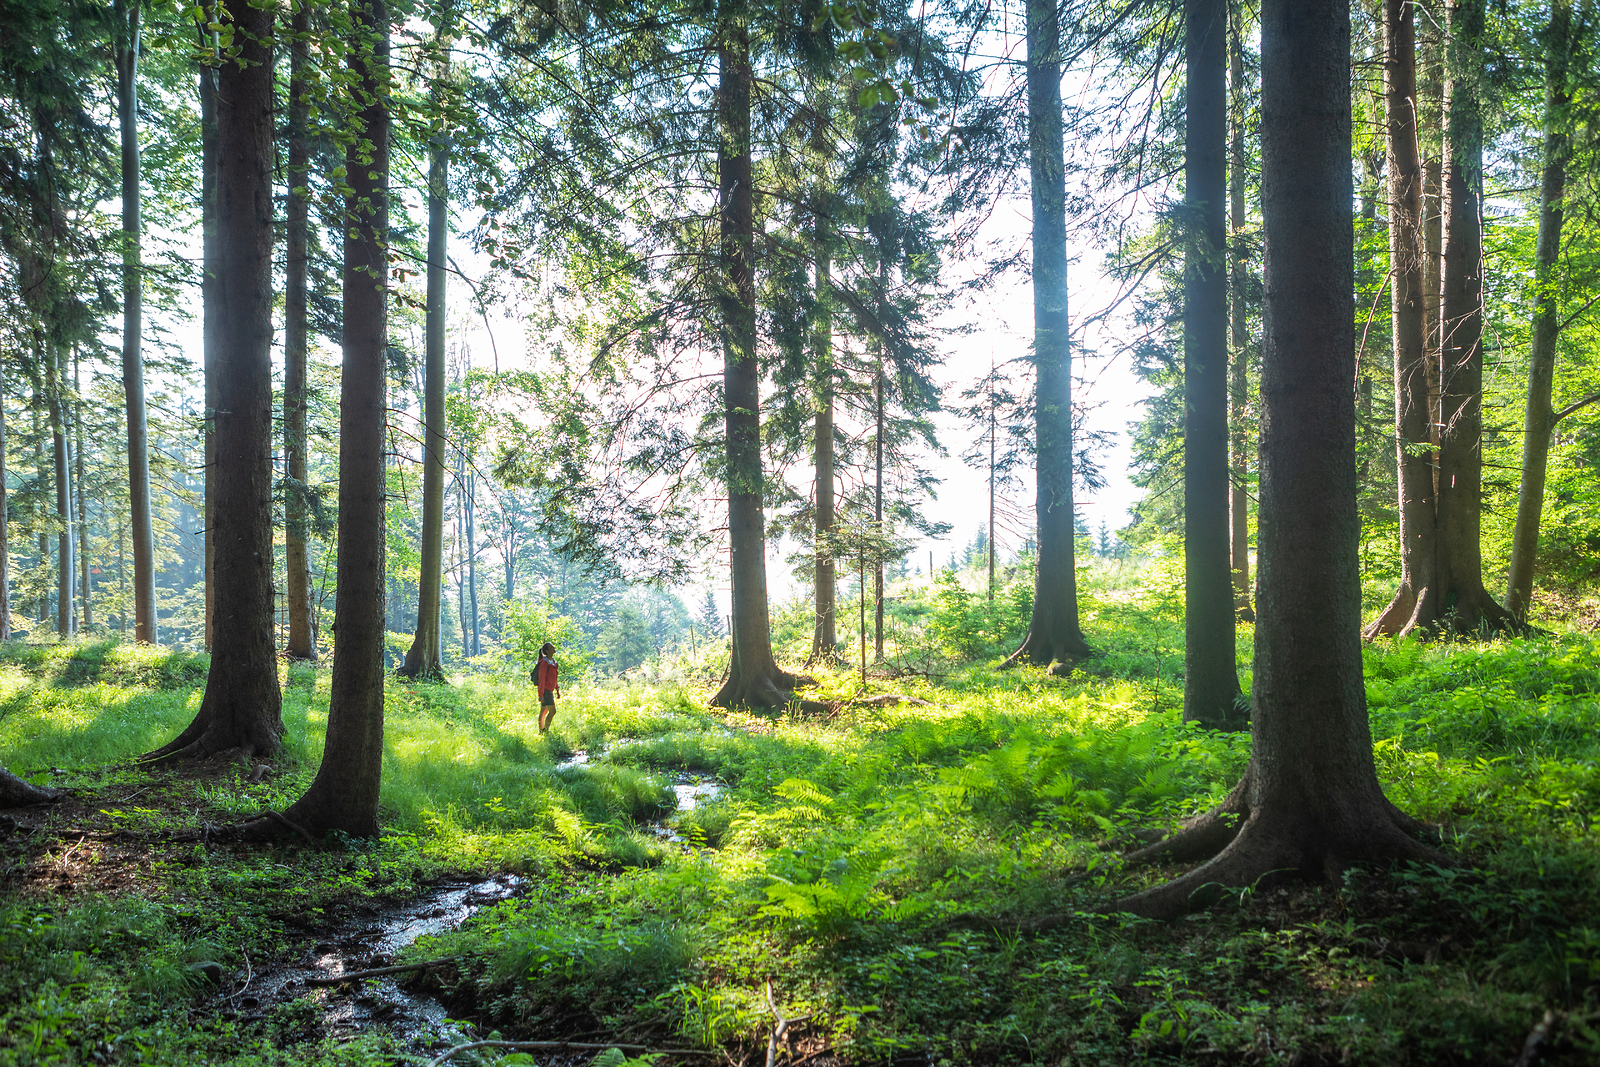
[1,583,1599,1065]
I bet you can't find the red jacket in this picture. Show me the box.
[535,656,559,694]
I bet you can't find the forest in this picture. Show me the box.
[1,0,1599,1063]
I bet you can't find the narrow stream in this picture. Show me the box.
[232,748,724,1061]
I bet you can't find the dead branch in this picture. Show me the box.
[303,956,461,986]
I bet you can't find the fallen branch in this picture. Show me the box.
[424,1039,719,1067]
[303,956,461,986]
[765,979,814,1067]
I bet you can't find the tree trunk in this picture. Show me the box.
[74,351,89,630]
[47,342,74,639]
[399,133,447,681]
[200,23,217,652]
[0,765,57,808]
[873,360,884,662]
[466,469,480,657]
[1118,0,1440,919]
[284,4,315,660]
[115,0,156,645]
[1365,0,1440,638]
[0,363,9,642]
[988,379,996,601]
[1505,0,1573,622]
[1227,6,1252,623]
[710,0,812,710]
[1181,0,1243,728]
[1435,0,1512,634]
[142,0,283,764]
[1005,0,1092,674]
[282,0,390,838]
[808,239,837,666]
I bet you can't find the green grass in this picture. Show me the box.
[2,590,1600,1065]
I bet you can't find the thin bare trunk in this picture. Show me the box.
[116,0,155,644]
[1227,5,1252,622]
[873,359,884,661]
[0,365,9,642]
[1504,0,1572,621]
[74,351,89,629]
[807,239,837,665]
[283,3,315,659]
[46,342,74,638]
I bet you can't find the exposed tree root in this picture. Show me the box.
[712,668,821,713]
[0,766,62,808]
[1365,581,1521,640]
[1364,582,1430,639]
[224,809,318,846]
[1114,778,1449,920]
[1001,630,1092,676]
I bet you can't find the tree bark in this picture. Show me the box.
[0,765,57,808]
[873,359,884,662]
[74,350,89,630]
[1005,0,1092,674]
[284,3,315,660]
[1181,0,1243,727]
[281,0,390,837]
[399,131,449,680]
[115,0,156,645]
[1365,0,1439,638]
[1435,0,1513,634]
[0,362,9,642]
[465,468,479,657]
[142,0,283,764]
[47,341,75,638]
[1118,0,1440,919]
[1227,6,1252,623]
[1504,0,1572,622]
[200,23,217,652]
[710,0,812,710]
[807,238,837,666]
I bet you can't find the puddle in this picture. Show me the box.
[671,775,723,813]
[237,874,522,1055]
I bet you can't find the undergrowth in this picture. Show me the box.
[1,586,1598,1065]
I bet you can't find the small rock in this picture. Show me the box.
[189,961,226,984]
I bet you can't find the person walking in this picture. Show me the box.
[533,642,561,732]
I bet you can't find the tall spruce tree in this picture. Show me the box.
[1118,0,1441,919]
[143,0,283,763]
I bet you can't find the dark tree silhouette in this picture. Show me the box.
[142,0,283,763]
[1117,0,1441,919]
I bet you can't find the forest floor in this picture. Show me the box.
[3,586,1600,1066]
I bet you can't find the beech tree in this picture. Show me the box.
[143,0,283,763]
[1118,0,1440,919]
[281,0,391,837]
